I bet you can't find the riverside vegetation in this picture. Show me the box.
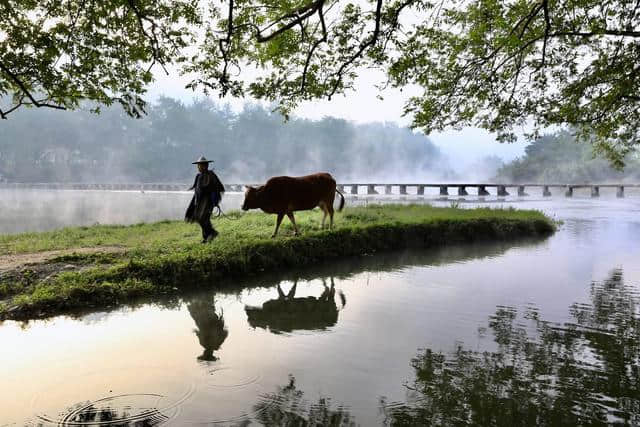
[0,205,555,320]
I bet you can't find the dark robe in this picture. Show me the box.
[185,170,225,223]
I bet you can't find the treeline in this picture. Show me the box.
[0,97,452,183]
[495,130,640,183]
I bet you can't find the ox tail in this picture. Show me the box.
[335,188,345,211]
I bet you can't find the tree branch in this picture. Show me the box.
[218,0,234,95]
[539,0,550,69]
[125,0,169,74]
[0,61,66,116]
[256,0,324,43]
[551,29,640,38]
[328,0,384,98]
[300,1,327,94]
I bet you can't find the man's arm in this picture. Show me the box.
[187,175,198,191]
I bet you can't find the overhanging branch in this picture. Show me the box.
[328,0,384,98]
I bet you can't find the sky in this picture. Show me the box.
[148,67,528,169]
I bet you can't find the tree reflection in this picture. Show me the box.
[383,269,640,426]
[187,297,228,361]
[253,375,355,426]
[57,403,167,426]
[245,278,345,334]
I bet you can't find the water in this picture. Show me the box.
[1,190,639,425]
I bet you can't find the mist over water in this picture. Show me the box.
[1,191,639,425]
[2,186,639,234]
[0,189,192,234]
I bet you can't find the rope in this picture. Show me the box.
[213,205,241,220]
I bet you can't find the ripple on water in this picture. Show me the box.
[34,394,172,426]
[27,368,197,426]
[186,364,273,424]
[205,365,262,389]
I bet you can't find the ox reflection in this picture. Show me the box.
[187,297,228,361]
[245,278,346,334]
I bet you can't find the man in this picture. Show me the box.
[185,156,225,243]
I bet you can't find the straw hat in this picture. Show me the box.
[192,156,214,164]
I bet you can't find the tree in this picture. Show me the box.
[0,96,449,182]
[2,1,638,165]
[495,130,640,183]
[0,0,199,118]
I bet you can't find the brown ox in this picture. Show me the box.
[241,172,345,237]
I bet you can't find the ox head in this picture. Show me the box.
[242,186,259,211]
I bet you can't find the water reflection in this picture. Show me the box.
[245,278,346,334]
[254,375,355,426]
[187,297,228,361]
[382,269,640,426]
[36,394,170,426]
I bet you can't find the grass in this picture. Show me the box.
[0,205,555,320]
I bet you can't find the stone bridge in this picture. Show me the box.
[335,183,639,198]
[1,182,638,198]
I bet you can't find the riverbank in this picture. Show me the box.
[0,205,555,320]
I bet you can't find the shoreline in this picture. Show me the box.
[0,205,555,321]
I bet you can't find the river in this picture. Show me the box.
[0,189,639,425]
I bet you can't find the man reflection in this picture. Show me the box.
[187,297,228,361]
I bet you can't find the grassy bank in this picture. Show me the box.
[0,205,555,320]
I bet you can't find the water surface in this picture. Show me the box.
[0,191,639,425]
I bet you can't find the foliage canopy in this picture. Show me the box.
[1,0,639,165]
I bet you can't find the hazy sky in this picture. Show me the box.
[148,67,528,168]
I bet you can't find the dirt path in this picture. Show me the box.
[0,246,125,273]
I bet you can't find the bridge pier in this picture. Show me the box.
[337,184,344,193]
[478,185,490,196]
[497,185,509,197]
[351,185,358,195]
[543,186,552,197]
[439,186,448,196]
[385,185,392,195]
[367,184,378,195]
[617,186,625,198]
[517,186,528,197]
[399,185,407,195]
[591,186,600,198]
[565,186,573,197]
[458,186,468,196]
[417,185,425,195]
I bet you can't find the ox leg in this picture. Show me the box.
[327,202,335,229]
[319,202,328,229]
[287,281,297,299]
[272,213,285,238]
[321,278,329,298]
[287,212,300,235]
